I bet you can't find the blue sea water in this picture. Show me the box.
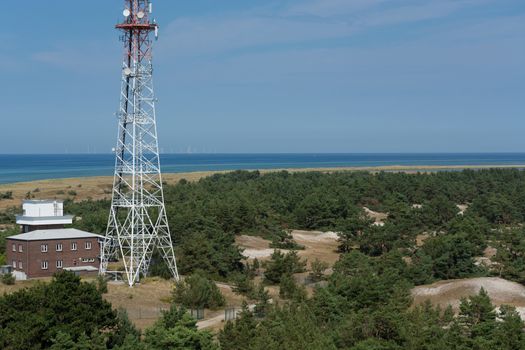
[0,153,525,184]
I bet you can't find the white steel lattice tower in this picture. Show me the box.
[100,0,179,286]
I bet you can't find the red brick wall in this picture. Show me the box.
[7,237,100,279]
[6,240,28,274]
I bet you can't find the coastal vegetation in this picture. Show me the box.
[60,169,525,284]
[2,169,525,348]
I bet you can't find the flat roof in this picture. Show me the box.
[23,200,64,204]
[16,215,74,221]
[64,266,98,272]
[7,228,104,241]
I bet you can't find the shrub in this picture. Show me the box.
[95,275,108,294]
[270,229,304,250]
[279,273,306,301]
[68,190,77,196]
[173,271,225,309]
[263,250,306,284]
[231,272,255,296]
[1,272,15,285]
[309,258,329,283]
[0,191,13,200]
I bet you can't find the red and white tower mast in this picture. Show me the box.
[100,0,179,286]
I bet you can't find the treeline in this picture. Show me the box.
[62,169,525,283]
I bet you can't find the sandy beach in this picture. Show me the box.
[1,164,524,211]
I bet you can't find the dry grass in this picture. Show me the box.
[236,230,340,267]
[0,172,218,211]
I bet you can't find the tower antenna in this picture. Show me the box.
[100,0,179,286]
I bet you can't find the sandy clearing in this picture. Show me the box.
[457,204,469,215]
[416,233,431,247]
[242,249,283,259]
[292,230,340,267]
[236,235,271,250]
[292,230,339,243]
[363,207,388,224]
[412,277,525,317]
[236,230,340,267]
[236,235,276,260]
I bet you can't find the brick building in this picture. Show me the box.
[6,200,103,280]
[7,229,103,280]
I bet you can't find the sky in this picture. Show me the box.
[1,0,524,154]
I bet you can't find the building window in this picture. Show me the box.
[71,242,77,251]
[12,260,16,268]
[19,261,23,269]
[12,244,16,252]
[56,260,63,269]
[85,241,92,250]
[41,244,48,253]
[56,243,63,252]
[41,261,48,270]
[18,244,23,252]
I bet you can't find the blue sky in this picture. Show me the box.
[1,0,524,153]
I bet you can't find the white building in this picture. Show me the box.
[16,200,73,233]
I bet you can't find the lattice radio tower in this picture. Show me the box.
[100,0,179,286]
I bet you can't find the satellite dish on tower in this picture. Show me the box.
[123,68,132,76]
[137,11,145,19]
[123,9,131,17]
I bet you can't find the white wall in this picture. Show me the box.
[23,201,63,217]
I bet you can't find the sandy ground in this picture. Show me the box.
[1,165,523,211]
[237,230,340,267]
[412,277,525,319]
[0,172,217,211]
[363,207,388,226]
[457,204,469,215]
[236,235,276,260]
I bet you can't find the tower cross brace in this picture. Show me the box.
[100,0,179,287]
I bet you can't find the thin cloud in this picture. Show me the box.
[158,0,500,58]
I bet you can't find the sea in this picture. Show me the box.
[0,153,525,185]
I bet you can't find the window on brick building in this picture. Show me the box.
[12,260,16,268]
[41,244,48,253]
[41,261,48,270]
[56,243,63,252]
[56,260,63,269]
[18,244,23,252]
[12,244,16,252]
[19,261,22,269]
[71,242,77,251]
[85,241,92,250]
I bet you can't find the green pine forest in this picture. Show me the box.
[2,169,525,349]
